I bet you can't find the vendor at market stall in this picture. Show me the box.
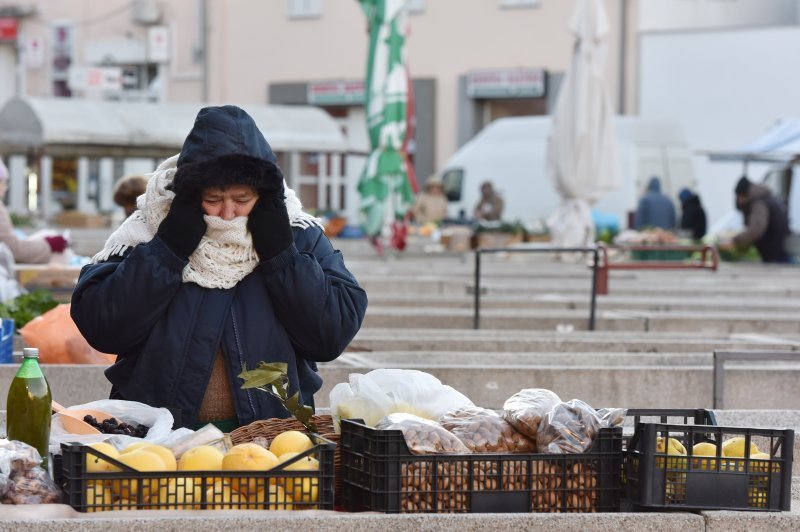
[70,105,368,431]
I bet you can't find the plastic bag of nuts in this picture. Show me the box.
[376,413,471,455]
[503,388,562,440]
[0,439,62,504]
[439,406,536,453]
[536,399,626,454]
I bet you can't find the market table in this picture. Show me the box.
[14,264,82,301]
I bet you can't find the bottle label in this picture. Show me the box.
[16,359,44,379]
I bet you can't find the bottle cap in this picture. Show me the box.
[22,347,39,359]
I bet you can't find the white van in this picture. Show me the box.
[438,115,696,228]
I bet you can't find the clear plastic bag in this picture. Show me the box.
[376,413,471,455]
[439,406,536,453]
[330,369,474,430]
[49,399,191,455]
[0,439,61,504]
[502,388,562,440]
[161,423,228,459]
[536,400,627,454]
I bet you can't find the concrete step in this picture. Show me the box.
[6,357,799,414]
[349,328,800,353]
[362,306,800,333]
[367,292,800,313]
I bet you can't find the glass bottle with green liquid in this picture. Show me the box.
[7,347,52,469]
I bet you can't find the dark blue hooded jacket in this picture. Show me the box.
[634,177,676,230]
[70,106,367,429]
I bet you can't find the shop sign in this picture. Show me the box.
[466,68,546,99]
[68,67,123,91]
[147,26,169,63]
[0,17,18,41]
[308,80,365,106]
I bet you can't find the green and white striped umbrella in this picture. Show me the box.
[358,0,414,236]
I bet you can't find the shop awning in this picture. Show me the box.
[0,97,348,154]
[700,118,800,163]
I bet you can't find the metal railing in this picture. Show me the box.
[713,350,800,409]
[595,243,719,295]
[473,245,600,331]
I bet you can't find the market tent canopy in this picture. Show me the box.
[0,97,348,154]
[701,118,800,163]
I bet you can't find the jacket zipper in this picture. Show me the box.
[230,306,257,420]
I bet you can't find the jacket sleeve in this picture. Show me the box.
[733,200,769,250]
[70,236,187,354]
[259,227,367,363]
[0,203,51,264]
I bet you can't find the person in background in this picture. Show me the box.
[70,105,367,431]
[113,174,148,218]
[634,176,676,230]
[678,188,707,241]
[412,176,448,225]
[473,181,504,221]
[731,176,791,263]
[0,158,67,263]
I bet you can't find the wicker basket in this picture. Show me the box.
[230,415,343,508]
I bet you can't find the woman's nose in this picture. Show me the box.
[221,201,236,220]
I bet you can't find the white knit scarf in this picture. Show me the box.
[92,154,321,289]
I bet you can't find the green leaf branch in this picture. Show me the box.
[238,361,318,433]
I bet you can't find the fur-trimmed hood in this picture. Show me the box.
[170,105,283,197]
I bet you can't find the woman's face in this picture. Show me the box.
[201,185,258,220]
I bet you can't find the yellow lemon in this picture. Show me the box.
[151,477,202,510]
[121,441,154,455]
[269,431,313,457]
[178,445,225,471]
[85,481,114,512]
[111,449,167,499]
[223,443,279,494]
[282,453,320,504]
[722,437,760,458]
[116,498,137,510]
[86,442,121,474]
[248,484,292,510]
[136,444,177,471]
[691,442,719,470]
[656,437,687,470]
[749,486,768,508]
[205,480,248,510]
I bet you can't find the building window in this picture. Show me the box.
[499,0,541,8]
[287,0,322,19]
[408,0,425,14]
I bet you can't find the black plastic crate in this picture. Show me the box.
[60,435,335,512]
[340,419,623,513]
[625,409,717,427]
[625,423,793,511]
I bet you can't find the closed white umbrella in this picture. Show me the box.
[546,0,620,248]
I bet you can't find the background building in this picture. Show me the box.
[0,0,798,228]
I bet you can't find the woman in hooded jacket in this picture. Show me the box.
[70,105,368,431]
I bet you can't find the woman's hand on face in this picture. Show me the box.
[247,188,293,262]
[157,193,207,260]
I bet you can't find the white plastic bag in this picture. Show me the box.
[48,399,192,455]
[0,243,23,302]
[330,369,474,430]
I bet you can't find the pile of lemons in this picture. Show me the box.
[84,430,320,511]
[654,435,779,508]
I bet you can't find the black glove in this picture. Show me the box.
[157,194,207,260]
[248,192,293,261]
